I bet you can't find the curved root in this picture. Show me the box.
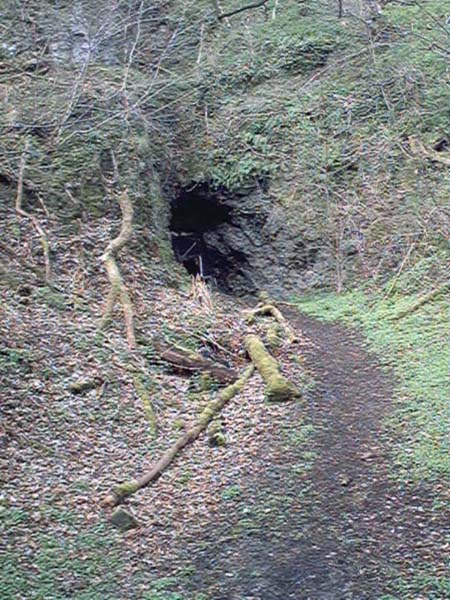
[100,190,136,349]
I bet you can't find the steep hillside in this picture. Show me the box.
[1,0,448,293]
[181,0,450,293]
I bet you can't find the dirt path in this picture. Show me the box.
[181,311,448,599]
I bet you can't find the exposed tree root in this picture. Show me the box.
[99,190,136,349]
[245,334,299,402]
[391,281,450,321]
[15,139,52,284]
[246,304,298,344]
[151,338,237,383]
[102,365,254,507]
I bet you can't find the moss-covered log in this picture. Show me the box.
[102,365,254,507]
[245,334,299,402]
[151,339,237,383]
[246,303,298,344]
[208,418,227,447]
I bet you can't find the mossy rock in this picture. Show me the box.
[110,508,138,532]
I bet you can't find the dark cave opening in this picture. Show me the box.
[170,183,250,293]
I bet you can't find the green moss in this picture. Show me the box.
[245,334,299,402]
[390,567,450,599]
[208,419,227,447]
[113,480,139,500]
[198,372,214,391]
[221,485,242,501]
[32,287,67,311]
[0,522,123,599]
[172,418,186,431]
[265,323,282,349]
[184,0,449,285]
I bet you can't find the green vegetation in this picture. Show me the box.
[2,0,448,289]
[1,1,449,598]
[383,568,450,600]
[0,514,123,600]
[221,484,243,501]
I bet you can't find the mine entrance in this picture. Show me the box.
[170,183,248,292]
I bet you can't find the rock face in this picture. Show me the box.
[200,186,326,297]
[171,180,327,296]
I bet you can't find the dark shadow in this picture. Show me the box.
[170,182,251,293]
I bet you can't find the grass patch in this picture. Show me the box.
[384,567,450,600]
[0,522,124,600]
[221,485,243,501]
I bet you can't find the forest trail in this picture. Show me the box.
[181,310,448,600]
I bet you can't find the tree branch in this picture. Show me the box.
[100,189,136,349]
[102,365,255,506]
[218,0,269,20]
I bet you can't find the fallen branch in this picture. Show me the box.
[102,365,254,506]
[99,189,136,349]
[69,377,103,394]
[151,339,237,383]
[245,334,299,402]
[246,304,298,344]
[391,281,450,321]
[194,332,236,358]
[218,0,269,19]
